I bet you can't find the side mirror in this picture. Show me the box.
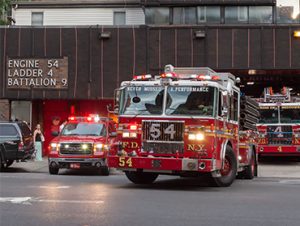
[109,132,117,137]
[51,131,59,137]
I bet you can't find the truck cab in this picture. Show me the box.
[48,115,117,175]
[256,88,300,156]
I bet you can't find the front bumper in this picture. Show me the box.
[258,145,300,156]
[108,156,215,173]
[48,157,107,169]
[18,147,35,160]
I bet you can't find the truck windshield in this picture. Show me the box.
[165,86,215,116]
[119,86,164,115]
[61,123,106,136]
[259,107,279,123]
[280,106,300,123]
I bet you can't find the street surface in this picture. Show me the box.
[1,159,300,226]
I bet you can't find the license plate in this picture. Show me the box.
[70,163,80,169]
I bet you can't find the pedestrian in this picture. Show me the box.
[33,124,44,161]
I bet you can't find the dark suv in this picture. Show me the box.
[0,121,35,171]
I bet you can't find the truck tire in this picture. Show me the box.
[101,166,110,176]
[49,166,59,175]
[5,160,14,168]
[125,171,158,184]
[213,146,237,187]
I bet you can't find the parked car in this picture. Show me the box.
[0,121,35,171]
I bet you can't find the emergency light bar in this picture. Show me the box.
[133,74,152,81]
[68,115,108,123]
[188,74,220,81]
[160,72,178,79]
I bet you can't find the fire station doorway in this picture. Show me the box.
[230,70,300,98]
[11,101,32,126]
[31,99,113,156]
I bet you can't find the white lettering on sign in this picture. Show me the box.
[8,59,39,68]
[127,87,142,92]
[7,78,57,87]
[169,87,209,92]
[274,126,283,138]
[143,87,162,92]
[6,58,68,89]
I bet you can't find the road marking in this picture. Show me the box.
[0,197,32,205]
[0,197,104,205]
[28,186,70,189]
[279,180,300,185]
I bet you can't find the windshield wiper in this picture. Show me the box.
[130,109,150,119]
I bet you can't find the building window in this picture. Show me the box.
[249,6,272,24]
[173,7,196,24]
[225,6,248,23]
[276,0,299,23]
[145,8,170,25]
[197,6,221,24]
[31,12,43,26]
[114,11,126,25]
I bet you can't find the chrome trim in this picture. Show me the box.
[144,140,184,144]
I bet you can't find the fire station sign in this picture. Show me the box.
[6,57,68,89]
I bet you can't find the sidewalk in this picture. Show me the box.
[12,158,48,173]
[11,158,122,175]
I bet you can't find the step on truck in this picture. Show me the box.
[108,65,258,187]
[256,87,300,157]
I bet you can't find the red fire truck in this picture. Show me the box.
[48,115,117,175]
[108,65,258,187]
[256,87,300,157]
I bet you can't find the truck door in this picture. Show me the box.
[215,90,227,168]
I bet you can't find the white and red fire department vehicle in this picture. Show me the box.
[256,87,300,156]
[108,65,258,187]
[48,115,117,175]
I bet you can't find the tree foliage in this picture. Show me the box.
[0,0,11,25]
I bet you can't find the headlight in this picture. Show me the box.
[188,133,204,141]
[82,144,88,150]
[123,132,130,138]
[49,143,60,153]
[259,133,266,138]
[93,143,109,155]
[196,133,204,141]
[188,134,196,140]
[50,143,58,148]
[122,132,137,138]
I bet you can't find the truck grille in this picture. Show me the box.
[143,142,184,155]
[59,143,93,155]
[267,126,292,145]
[142,120,184,155]
[142,120,184,142]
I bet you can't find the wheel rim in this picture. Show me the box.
[221,156,232,176]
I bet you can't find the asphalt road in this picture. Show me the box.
[1,164,300,226]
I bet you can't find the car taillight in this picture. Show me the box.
[18,141,24,150]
